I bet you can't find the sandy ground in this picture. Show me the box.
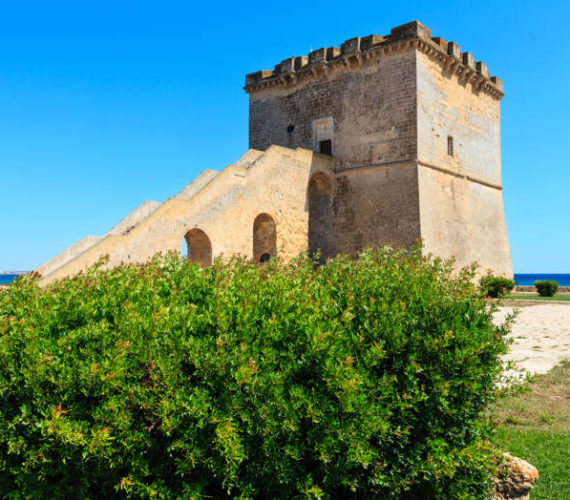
[494,303,570,375]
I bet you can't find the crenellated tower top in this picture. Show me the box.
[244,21,503,100]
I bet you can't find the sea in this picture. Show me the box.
[514,274,570,286]
[0,274,22,285]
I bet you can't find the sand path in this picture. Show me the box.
[494,303,570,375]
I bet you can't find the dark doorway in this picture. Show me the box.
[319,139,332,155]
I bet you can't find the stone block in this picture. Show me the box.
[390,21,431,42]
[326,47,341,59]
[341,37,360,55]
[492,454,539,500]
[309,48,327,64]
[476,61,490,78]
[360,34,383,50]
[462,51,476,69]
[245,70,273,87]
[295,56,309,70]
[431,36,447,49]
[491,76,504,92]
[280,57,295,73]
[447,41,461,58]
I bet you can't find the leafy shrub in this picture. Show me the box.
[534,280,559,297]
[480,275,515,298]
[0,248,509,498]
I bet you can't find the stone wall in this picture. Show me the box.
[333,165,421,254]
[416,50,501,185]
[246,21,510,274]
[40,147,333,284]
[248,44,420,254]
[416,48,512,276]
[249,49,417,171]
[417,167,511,275]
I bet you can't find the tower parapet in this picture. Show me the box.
[245,21,503,100]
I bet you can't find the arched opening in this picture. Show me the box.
[183,228,212,267]
[253,213,276,262]
[308,172,334,261]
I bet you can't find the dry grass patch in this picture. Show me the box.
[492,360,570,499]
[494,360,570,431]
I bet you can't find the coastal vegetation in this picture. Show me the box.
[534,280,559,297]
[0,248,510,498]
[480,275,516,298]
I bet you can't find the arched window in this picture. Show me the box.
[253,213,276,262]
[308,172,333,261]
[183,228,212,267]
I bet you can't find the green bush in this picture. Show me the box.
[534,280,559,297]
[0,248,509,498]
[480,275,515,298]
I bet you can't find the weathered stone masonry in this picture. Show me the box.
[246,20,511,274]
[36,21,512,283]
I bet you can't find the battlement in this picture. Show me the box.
[245,21,503,100]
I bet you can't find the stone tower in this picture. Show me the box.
[36,21,512,284]
[246,21,512,275]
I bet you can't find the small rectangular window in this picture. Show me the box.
[319,139,332,155]
[313,117,333,154]
[447,135,454,157]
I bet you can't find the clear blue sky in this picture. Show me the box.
[1,1,568,273]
